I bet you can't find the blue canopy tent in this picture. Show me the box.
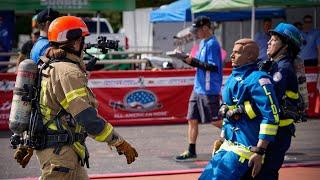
[150,0,285,22]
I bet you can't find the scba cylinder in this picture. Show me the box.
[9,59,38,134]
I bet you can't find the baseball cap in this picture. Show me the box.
[36,8,60,24]
[191,16,211,33]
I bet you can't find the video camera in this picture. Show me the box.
[84,36,120,71]
[85,36,119,54]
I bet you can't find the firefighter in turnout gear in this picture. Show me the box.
[199,39,280,179]
[21,16,138,179]
[251,23,302,180]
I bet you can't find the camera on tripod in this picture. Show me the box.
[85,36,119,54]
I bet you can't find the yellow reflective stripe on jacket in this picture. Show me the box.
[279,119,294,127]
[285,90,299,100]
[219,141,254,161]
[244,101,257,119]
[260,124,278,135]
[40,81,47,105]
[95,123,114,142]
[60,87,87,109]
[70,124,86,160]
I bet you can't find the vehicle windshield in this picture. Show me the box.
[85,21,110,33]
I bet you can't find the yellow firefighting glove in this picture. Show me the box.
[212,138,224,155]
[113,140,138,164]
[14,146,33,168]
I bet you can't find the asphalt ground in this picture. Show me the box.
[0,119,320,179]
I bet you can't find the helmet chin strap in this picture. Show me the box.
[76,38,85,57]
[270,44,286,60]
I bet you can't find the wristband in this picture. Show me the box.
[249,146,266,155]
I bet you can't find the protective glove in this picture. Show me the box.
[226,105,244,120]
[212,138,224,155]
[14,146,33,168]
[114,140,138,164]
[218,104,229,118]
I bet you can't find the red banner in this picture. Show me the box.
[0,67,319,129]
[88,70,195,125]
[0,73,15,130]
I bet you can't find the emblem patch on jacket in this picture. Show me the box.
[273,72,282,82]
[259,78,271,86]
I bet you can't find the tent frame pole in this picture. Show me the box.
[314,8,317,29]
[97,11,101,37]
[251,5,255,39]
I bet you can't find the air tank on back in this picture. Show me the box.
[9,59,38,135]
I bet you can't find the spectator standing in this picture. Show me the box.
[16,29,40,67]
[30,8,60,64]
[175,16,222,161]
[255,18,273,61]
[300,15,320,67]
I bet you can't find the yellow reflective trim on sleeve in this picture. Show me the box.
[72,142,86,160]
[279,119,294,127]
[259,124,278,135]
[244,101,257,119]
[60,87,87,109]
[285,90,299,100]
[95,123,114,142]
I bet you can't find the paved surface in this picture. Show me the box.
[0,119,320,179]
[91,167,320,180]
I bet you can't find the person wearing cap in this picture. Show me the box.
[199,38,279,179]
[175,16,222,161]
[242,23,302,180]
[30,8,60,64]
[13,16,138,179]
[16,29,40,67]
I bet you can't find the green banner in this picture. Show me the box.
[191,0,320,13]
[0,0,135,13]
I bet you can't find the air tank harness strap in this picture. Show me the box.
[43,109,87,155]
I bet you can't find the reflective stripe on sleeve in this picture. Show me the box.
[60,87,87,109]
[244,101,257,119]
[285,90,299,100]
[279,119,294,127]
[95,123,114,142]
[259,124,278,135]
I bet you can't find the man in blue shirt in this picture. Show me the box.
[255,18,272,61]
[175,16,222,161]
[30,8,60,64]
[200,38,280,179]
[300,15,320,67]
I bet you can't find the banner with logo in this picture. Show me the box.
[0,73,15,130]
[88,70,195,125]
